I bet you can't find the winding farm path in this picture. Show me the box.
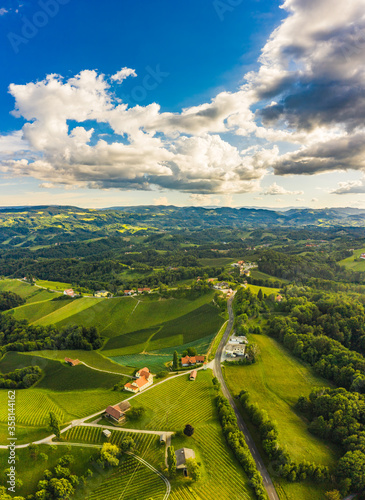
[80,361,134,378]
[213,295,280,500]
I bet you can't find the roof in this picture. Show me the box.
[103,429,111,436]
[175,448,196,469]
[134,376,150,388]
[136,367,150,377]
[181,355,205,364]
[105,401,131,419]
[64,357,80,366]
[190,370,197,380]
[124,382,138,392]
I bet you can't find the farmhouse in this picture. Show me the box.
[276,294,283,302]
[105,401,131,422]
[360,253,365,260]
[175,448,196,471]
[64,289,77,298]
[124,367,153,393]
[189,370,197,381]
[137,287,151,293]
[181,356,205,367]
[124,289,135,295]
[64,357,80,366]
[95,290,110,298]
[225,343,246,357]
[230,335,248,345]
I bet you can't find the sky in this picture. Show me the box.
[1,0,365,209]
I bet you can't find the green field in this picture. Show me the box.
[84,454,167,500]
[0,352,129,436]
[199,257,235,266]
[224,333,340,500]
[0,444,100,498]
[36,279,72,291]
[117,370,255,500]
[246,283,281,296]
[0,279,56,303]
[339,247,365,271]
[22,349,136,375]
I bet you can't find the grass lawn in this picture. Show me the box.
[122,370,254,499]
[224,332,341,500]
[339,247,365,272]
[0,444,100,498]
[0,279,55,303]
[250,270,287,283]
[199,257,236,266]
[36,279,72,291]
[246,284,281,296]
[22,349,136,375]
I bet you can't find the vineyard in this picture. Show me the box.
[84,455,167,500]
[0,390,64,426]
[64,426,165,467]
[121,371,216,431]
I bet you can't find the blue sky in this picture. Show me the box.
[1,0,365,208]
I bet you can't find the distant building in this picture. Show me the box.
[102,429,111,438]
[105,401,131,423]
[360,254,365,260]
[95,290,110,298]
[276,294,283,302]
[137,287,151,293]
[124,289,135,295]
[64,357,80,367]
[230,336,248,345]
[175,448,196,471]
[189,370,197,381]
[225,343,246,357]
[181,356,205,367]
[124,367,153,393]
[64,289,77,298]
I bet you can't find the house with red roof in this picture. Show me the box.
[64,289,77,298]
[64,357,80,367]
[181,355,205,367]
[105,401,131,423]
[124,367,153,393]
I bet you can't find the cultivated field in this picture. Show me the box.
[118,370,255,499]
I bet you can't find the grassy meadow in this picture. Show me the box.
[339,247,365,271]
[224,332,340,500]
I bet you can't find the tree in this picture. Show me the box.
[167,446,176,477]
[325,491,341,500]
[48,477,74,499]
[173,351,179,370]
[120,437,135,452]
[127,406,146,421]
[337,450,365,491]
[187,347,197,357]
[257,288,263,301]
[28,443,39,460]
[49,412,61,439]
[185,458,201,481]
[184,424,194,437]
[99,443,120,468]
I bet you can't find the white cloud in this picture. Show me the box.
[330,179,365,194]
[153,196,169,205]
[0,8,8,15]
[111,67,137,83]
[263,182,304,196]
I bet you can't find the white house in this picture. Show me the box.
[124,367,153,393]
[225,343,246,357]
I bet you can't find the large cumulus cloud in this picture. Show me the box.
[2,0,365,193]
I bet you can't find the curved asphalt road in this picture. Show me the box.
[213,295,280,500]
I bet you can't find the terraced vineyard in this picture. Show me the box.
[124,371,215,431]
[85,455,166,500]
[0,390,64,426]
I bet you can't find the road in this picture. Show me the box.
[213,295,280,500]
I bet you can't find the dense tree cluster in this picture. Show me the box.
[0,366,42,389]
[0,291,25,312]
[0,314,102,353]
[216,393,267,499]
[297,388,365,495]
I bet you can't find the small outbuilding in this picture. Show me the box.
[175,448,196,471]
[64,357,80,367]
[189,370,197,381]
[102,429,111,438]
